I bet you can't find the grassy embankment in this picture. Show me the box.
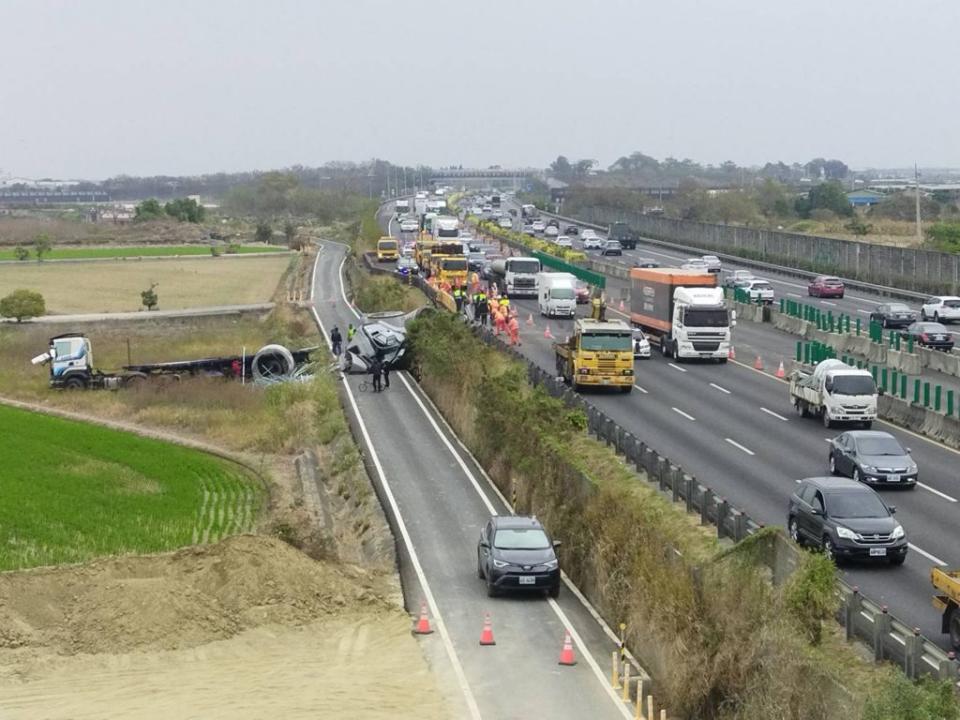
[0,244,285,260]
[0,254,292,314]
[0,404,261,570]
[406,310,959,720]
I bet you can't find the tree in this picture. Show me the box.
[283,220,302,250]
[254,221,273,244]
[755,179,793,218]
[549,155,572,179]
[34,233,52,261]
[844,218,873,236]
[134,198,165,222]
[713,191,757,224]
[164,197,206,223]
[573,159,596,178]
[872,192,940,221]
[926,222,960,252]
[0,289,45,322]
[141,283,158,311]
[796,181,853,218]
[13,245,30,261]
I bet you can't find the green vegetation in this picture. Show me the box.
[0,289,45,322]
[0,403,263,570]
[223,171,377,222]
[135,197,206,223]
[0,244,284,260]
[863,674,960,720]
[927,222,960,252]
[34,233,52,261]
[140,282,158,311]
[134,198,166,222]
[254,221,274,244]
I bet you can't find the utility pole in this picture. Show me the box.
[915,163,922,242]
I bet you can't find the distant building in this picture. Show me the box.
[847,189,885,207]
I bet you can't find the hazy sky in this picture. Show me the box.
[2,0,957,179]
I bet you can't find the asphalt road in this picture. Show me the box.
[310,239,637,720]
[388,200,960,651]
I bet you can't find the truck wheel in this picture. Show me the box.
[861,421,873,430]
[950,607,960,650]
[794,399,808,418]
[64,376,86,390]
[620,385,632,394]
[822,410,832,428]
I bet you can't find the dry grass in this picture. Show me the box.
[0,255,292,314]
[784,218,930,247]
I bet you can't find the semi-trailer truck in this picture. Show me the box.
[629,267,732,361]
[489,257,541,298]
[608,222,639,250]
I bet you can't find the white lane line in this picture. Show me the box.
[760,407,789,422]
[633,384,649,394]
[725,438,756,456]
[857,309,870,314]
[309,252,482,720]
[672,407,696,421]
[667,362,687,373]
[709,382,731,394]
[787,292,802,298]
[824,438,833,442]
[917,482,959,503]
[820,300,837,307]
[909,543,947,567]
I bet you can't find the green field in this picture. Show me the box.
[0,404,263,570]
[0,244,287,260]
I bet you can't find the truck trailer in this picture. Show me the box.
[629,267,732,361]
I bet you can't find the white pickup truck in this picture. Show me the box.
[789,359,879,428]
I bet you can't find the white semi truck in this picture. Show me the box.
[489,257,541,298]
[789,359,879,428]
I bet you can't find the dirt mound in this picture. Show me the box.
[0,534,393,656]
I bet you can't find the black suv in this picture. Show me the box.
[787,477,907,565]
[477,515,561,597]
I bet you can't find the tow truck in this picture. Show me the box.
[554,319,634,393]
[931,568,960,649]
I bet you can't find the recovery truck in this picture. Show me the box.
[789,358,878,428]
[488,257,541,298]
[554,318,634,393]
[931,568,960,649]
[629,267,732,361]
[32,333,316,390]
[429,240,469,287]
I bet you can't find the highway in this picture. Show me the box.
[387,200,960,651]
[310,239,638,720]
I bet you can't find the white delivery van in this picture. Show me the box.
[538,272,578,318]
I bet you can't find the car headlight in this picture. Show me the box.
[908,464,918,474]
[891,524,905,539]
[835,526,858,541]
[861,465,878,474]
[542,559,559,570]
[492,558,511,569]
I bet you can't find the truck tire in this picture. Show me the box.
[822,409,832,429]
[861,421,873,430]
[949,606,960,650]
[64,376,86,390]
[620,385,632,394]
[794,399,808,418]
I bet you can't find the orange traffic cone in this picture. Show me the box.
[557,630,577,666]
[754,355,764,371]
[479,613,496,646]
[526,313,535,327]
[775,360,786,379]
[728,345,736,360]
[413,600,433,635]
[544,325,554,340]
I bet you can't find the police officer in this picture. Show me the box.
[475,290,489,326]
[453,285,464,313]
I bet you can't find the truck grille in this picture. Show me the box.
[692,341,720,352]
[597,361,618,373]
[514,279,535,287]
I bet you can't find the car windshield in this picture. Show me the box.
[581,332,632,351]
[888,304,911,313]
[752,282,772,290]
[683,308,729,327]
[509,260,540,274]
[551,288,575,300]
[826,491,889,519]
[823,278,842,285]
[378,240,397,250]
[494,528,550,550]
[919,323,947,333]
[856,436,905,456]
[830,375,877,395]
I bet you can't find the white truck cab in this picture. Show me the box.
[790,359,879,428]
[671,286,732,360]
[538,272,577,318]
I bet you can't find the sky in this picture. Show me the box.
[1,0,958,179]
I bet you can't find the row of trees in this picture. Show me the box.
[134,197,206,223]
[223,172,377,223]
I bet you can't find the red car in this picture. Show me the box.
[574,281,591,304]
[808,275,845,298]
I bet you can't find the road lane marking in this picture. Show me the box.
[820,300,837,307]
[667,363,687,373]
[857,309,870,314]
[725,438,756,456]
[917,482,958,502]
[672,407,696,421]
[787,292,801,298]
[909,543,947,566]
[309,250,482,720]
[633,384,649,394]
[709,382,731,394]
[760,407,789,422]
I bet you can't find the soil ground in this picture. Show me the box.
[0,255,291,314]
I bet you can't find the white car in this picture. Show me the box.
[471,206,483,216]
[498,217,513,229]
[701,255,722,273]
[921,296,960,323]
[544,225,559,237]
[554,235,572,248]
[581,229,598,241]
[744,279,775,304]
[482,205,493,213]
[401,242,416,257]
[399,218,419,233]
[583,236,604,250]
[681,258,710,272]
[532,220,546,232]
[633,329,651,358]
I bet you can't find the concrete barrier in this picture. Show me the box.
[880,394,960,450]
[919,346,960,376]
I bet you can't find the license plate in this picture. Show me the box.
[887,474,900,483]
[519,576,536,585]
[601,378,609,384]
[869,547,887,557]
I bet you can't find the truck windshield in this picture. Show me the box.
[437,228,459,238]
[550,288,575,300]
[378,241,397,250]
[683,308,729,327]
[442,259,467,272]
[830,375,876,395]
[581,333,631,351]
[509,260,540,274]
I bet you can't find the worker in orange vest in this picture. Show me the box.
[507,313,520,346]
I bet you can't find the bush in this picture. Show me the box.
[13,245,29,261]
[0,289,45,322]
[164,197,206,223]
[927,222,960,252]
[225,243,241,254]
[140,283,158,311]
[862,674,960,720]
[209,246,222,257]
[134,199,165,222]
[254,221,273,244]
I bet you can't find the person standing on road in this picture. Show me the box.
[370,356,383,392]
[347,323,356,342]
[453,285,464,314]
[330,326,342,356]
[381,361,391,389]
[507,313,520,346]
[476,291,489,326]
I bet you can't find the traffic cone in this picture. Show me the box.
[544,325,554,340]
[557,630,577,666]
[413,600,433,635]
[479,613,496,646]
[526,313,535,327]
[728,345,736,360]
[775,360,786,379]
[754,355,764,371]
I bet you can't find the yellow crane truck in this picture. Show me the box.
[429,240,468,287]
[931,568,960,648]
[554,318,634,393]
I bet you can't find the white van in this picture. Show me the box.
[538,272,578,318]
